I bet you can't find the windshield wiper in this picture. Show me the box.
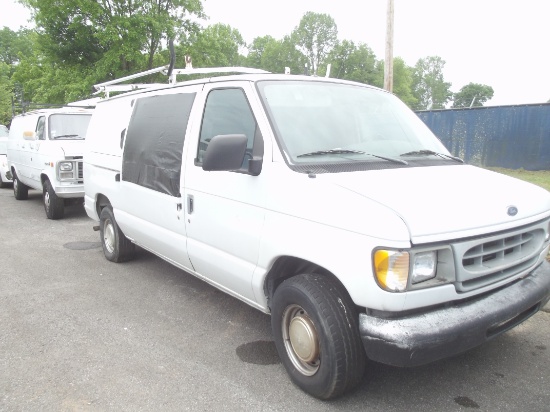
[298,149,365,157]
[400,149,463,163]
[297,149,408,165]
[53,134,82,139]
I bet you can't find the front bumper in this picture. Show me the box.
[52,182,84,198]
[359,260,550,367]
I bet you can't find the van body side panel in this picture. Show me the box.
[182,83,266,302]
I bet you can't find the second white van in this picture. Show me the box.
[7,107,93,219]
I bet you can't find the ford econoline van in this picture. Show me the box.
[7,107,93,219]
[83,71,550,400]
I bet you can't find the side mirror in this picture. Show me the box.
[23,131,36,141]
[202,134,247,172]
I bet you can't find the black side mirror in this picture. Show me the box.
[202,134,247,172]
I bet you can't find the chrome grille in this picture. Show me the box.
[77,160,83,180]
[452,222,547,293]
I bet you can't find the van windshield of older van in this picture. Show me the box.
[257,80,450,166]
[49,114,92,140]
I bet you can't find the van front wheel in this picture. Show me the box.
[13,173,29,200]
[99,206,135,262]
[271,274,366,400]
[43,180,64,219]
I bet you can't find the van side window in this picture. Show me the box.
[197,88,260,170]
[122,92,196,197]
[36,117,46,140]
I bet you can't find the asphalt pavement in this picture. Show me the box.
[1,187,549,411]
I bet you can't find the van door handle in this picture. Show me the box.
[187,195,194,214]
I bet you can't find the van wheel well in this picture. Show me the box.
[96,194,111,217]
[264,257,350,312]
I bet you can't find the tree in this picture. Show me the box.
[252,36,307,75]
[326,40,382,85]
[391,57,417,108]
[0,62,13,125]
[182,23,245,68]
[452,83,494,108]
[411,56,452,110]
[22,0,204,77]
[0,27,34,67]
[291,12,337,75]
[246,35,278,69]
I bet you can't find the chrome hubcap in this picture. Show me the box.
[103,219,115,254]
[44,191,50,211]
[282,304,320,376]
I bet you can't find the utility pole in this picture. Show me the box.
[383,0,394,92]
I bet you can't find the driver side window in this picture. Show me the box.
[197,88,260,170]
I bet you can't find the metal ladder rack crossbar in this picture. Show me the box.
[92,66,271,98]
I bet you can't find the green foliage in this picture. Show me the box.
[327,40,382,85]
[23,0,203,77]
[183,23,245,68]
[0,62,13,125]
[412,56,453,110]
[291,11,337,75]
[452,83,494,108]
[245,35,278,69]
[391,57,417,107]
[246,35,307,75]
[0,27,34,67]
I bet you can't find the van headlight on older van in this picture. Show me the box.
[57,161,77,180]
[59,162,73,171]
[374,250,438,292]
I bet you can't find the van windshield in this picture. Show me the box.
[0,125,8,137]
[49,114,92,140]
[257,80,450,167]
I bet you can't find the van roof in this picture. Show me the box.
[12,107,94,118]
[96,72,385,103]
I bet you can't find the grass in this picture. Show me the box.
[484,167,550,192]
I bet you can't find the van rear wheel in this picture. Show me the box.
[271,273,366,400]
[13,173,28,200]
[99,206,135,262]
[43,179,64,219]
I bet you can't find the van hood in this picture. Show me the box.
[52,139,85,157]
[323,165,550,243]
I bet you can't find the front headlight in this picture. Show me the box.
[374,250,409,292]
[59,161,73,171]
[411,251,437,284]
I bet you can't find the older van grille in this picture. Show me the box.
[452,223,546,293]
[77,160,83,180]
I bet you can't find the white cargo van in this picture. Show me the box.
[84,71,550,400]
[7,107,93,219]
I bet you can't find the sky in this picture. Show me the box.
[1,0,549,106]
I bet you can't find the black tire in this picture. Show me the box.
[271,274,366,400]
[43,179,64,219]
[12,172,28,200]
[99,206,135,262]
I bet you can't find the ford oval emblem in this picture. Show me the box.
[507,206,518,216]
